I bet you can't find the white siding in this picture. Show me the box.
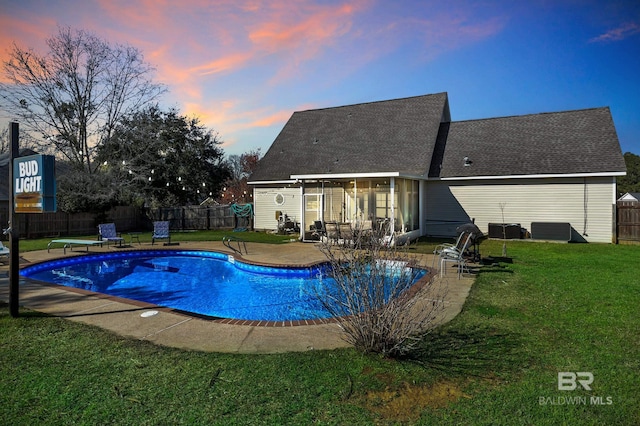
[253,186,302,231]
[425,177,616,243]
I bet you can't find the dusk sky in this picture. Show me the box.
[1,0,639,157]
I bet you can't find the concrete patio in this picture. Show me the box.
[0,240,475,354]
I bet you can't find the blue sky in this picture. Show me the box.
[1,0,639,157]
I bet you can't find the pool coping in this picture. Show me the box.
[1,241,474,353]
[18,247,436,327]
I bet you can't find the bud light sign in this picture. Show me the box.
[13,154,56,213]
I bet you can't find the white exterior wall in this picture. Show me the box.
[425,177,617,243]
[252,186,302,231]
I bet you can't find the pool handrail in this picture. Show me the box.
[222,235,247,255]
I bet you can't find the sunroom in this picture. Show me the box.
[295,174,421,243]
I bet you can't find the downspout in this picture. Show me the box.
[583,177,588,237]
[299,181,304,241]
[419,180,425,237]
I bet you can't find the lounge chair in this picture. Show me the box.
[47,239,104,254]
[432,231,470,269]
[439,232,473,278]
[152,221,171,245]
[98,223,124,247]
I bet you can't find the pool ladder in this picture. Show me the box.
[222,235,247,255]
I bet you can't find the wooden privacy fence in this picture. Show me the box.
[0,206,143,239]
[0,204,247,239]
[146,205,240,231]
[617,200,640,244]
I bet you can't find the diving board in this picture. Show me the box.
[47,239,104,254]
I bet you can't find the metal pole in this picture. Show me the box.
[8,122,20,317]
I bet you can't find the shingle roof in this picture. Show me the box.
[249,93,449,181]
[250,95,626,182]
[433,107,626,178]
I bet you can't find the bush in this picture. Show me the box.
[312,227,447,357]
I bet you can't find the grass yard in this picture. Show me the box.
[1,238,638,424]
[16,229,294,252]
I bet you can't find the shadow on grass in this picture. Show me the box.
[403,327,525,379]
[0,300,51,318]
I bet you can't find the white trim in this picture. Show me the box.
[298,185,304,240]
[290,172,400,180]
[435,171,626,181]
[248,179,297,185]
[613,178,621,203]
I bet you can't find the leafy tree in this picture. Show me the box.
[0,26,165,173]
[617,152,640,195]
[96,105,231,208]
[56,170,121,214]
[222,149,261,203]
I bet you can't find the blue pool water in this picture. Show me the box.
[20,250,426,322]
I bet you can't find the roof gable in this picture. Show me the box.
[250,93,449,181]
[619,192,640,201]
[433,107,626,178]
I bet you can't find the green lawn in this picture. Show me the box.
[16,229,294,252]
[1,239,638,424]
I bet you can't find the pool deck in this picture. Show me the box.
[0,240,475,354]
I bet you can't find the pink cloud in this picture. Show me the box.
[248,3,357,51]
[0,0,511,155]
[0,15,57,72]
[245,1,368,82]
[191,52,255,76]
[379,9,507,61]
[589,22,640,43]
[249,109,294,127]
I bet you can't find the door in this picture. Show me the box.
[303,193,323,241]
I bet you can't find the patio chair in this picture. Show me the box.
[152,221,171,245]
[98,223,124,247]
[432,231,470,269]
[311,220,325,240]
[439,232,473,278]
[324,222,339,244]
[338,223,355,246]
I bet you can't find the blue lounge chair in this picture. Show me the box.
[152,221,171,245]
[98,223,124,247]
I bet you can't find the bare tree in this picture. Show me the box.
[222,149,261,203]
[499,202,508,257]
[0,26,166,173]
[312,228,447,357]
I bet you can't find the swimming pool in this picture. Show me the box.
[20,250,427,322]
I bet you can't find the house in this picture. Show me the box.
[618,192,640,202]
[248,93,626,243]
